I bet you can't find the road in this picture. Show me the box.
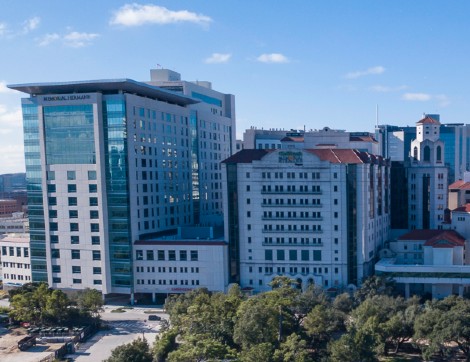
[66,306,168,361]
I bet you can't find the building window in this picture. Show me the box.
[136,250,143,260]
[48,197,57,206]
[47,171,55,180]
[277,250,285,261]
[71,250,80,259]
[69,210,78,219]
[67,171,76,180]
[68,197,77,206]
[89,184,98,193]
[71,236,80,244]
[91,236,100,245]
[49,222,58,232]
[92,251,101,261]
[180,250,187,261]
[70,223,79,232]
[51,249,60,258]
[72,266,81,274]
[158,250,165,260]
[88,171,97,180]
[53,277,61,283]
[47,184,56,193]
[90,223,100,232]
[313,250,322,261]
[147,250,154,260]
[190,250,198,261]
[289,250,297,261]
[52,265,61,273]
[93,267,102,274]
[169,250,176,261]
[89,197,98,206]
[301,250,309,261]
[93,280,102,285]
[72,279,82,284]
[90,210,99,219]
[68,184,77,193]
[50,235,59,244]
[265,250,273,261]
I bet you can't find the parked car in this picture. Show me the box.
[148,315,161,321]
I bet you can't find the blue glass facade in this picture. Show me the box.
[22,100,47,282]
[102,96,133,288]
[44,105,95,165]
[190,110,200,224]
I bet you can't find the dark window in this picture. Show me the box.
[136,250,143,260]
[50,235,59,243]
[68,184,77,193]
[49,222,58,232]
[52,265,61,273]
[90,223,100,232]
[47,184,56,193]
[69,210,78,218]
[180,250,187,261]
[71,250,80,259]
[72,266,81,274]
[71,236,80,244]
[158,250,165,260]
[70,223,79,232]
[90,210,99,219]
[313,250,322,261]
[190,250,198,261]
[89,197,98,206]
[301,250,309,261]
[89,184,98,193]
[146,250,154,260]
[92,250,101,260]
[51,249,60,258]
[169,250,176,261]
[91,236,100,245]
[93,267,101,274]
[289,250,297,261]
[277,250,285,261]
[68,197,77,206]
[265,250,273,260]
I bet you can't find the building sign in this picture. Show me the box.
[42,94,91,102]
[279,151,303,164]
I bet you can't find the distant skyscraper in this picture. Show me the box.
[9,70,235,300]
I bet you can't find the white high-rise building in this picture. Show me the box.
[9,70,235,301]
[222,148,390,291]
[407,116,448,230]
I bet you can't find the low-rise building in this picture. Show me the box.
[133,227,228,303]
[0,212,29,235]
[0,233,31,288]
[375,229,470,299]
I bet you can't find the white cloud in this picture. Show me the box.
[369,85,407,92]
[63,31,99,47]
[23,17,40,34]
[0,104,22,132]
[0,81,15,94]
[402,93,450,107]
[345,66,385,79]
[0,144,25,173]
[38,31,99,47]
[256,53,290,64]
[110,4,212,27]
[205,53,231,64]
[0,23,7,36]
[402,93,432,101]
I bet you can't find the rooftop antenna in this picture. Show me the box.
[375,104,379,127]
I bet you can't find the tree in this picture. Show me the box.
[153,328,178,362]
[45,289,70,325]
[166,335,237,362]
[414,296,470,361]
[273,333,314,362]
[354,275,395,303]
[77,288,104,318]
[104,337,152,362]
[304,304,344,347]
[238,343,273,362]
[332,292,355,314]
[233,297,279,348]
[328,328,378,362]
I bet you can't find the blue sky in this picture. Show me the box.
[1,1,470,173]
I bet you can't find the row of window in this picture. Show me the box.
[265,249,322,261]
[135,249,198,261]
[49,209,99,219]
[1,246,29,257]
[52,277,101,285]
[51,249,101,260]
[3,274,30,281]
[2,262,30,269]
[51,265,101,274]
[49,222,100,232]
[249,265,337,275]
[263,237,333,245]
[260,185,322,193]
[47,183,98,193]
[49,196,98,207]
[255,171,330,180]
[263,211,324,219]
[51,235,100,245]
[47,170,97,181]
[136,266,200,273]
[261,198,323,206]
[136,279,200,286]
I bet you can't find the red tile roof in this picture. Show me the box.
[417,116,441,125]
[222,149,272,163]
[349,135,378,143]
[280,136,304,142]
[222,148,387,165]
[398,229,465,248]
[453,204,470,213]
[449,180,470,190]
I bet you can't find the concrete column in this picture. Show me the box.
[405,283,410,299]
[130,292,135,305]
[459,285,464,297]
[152,293,156,303]
[432,284,437,299]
